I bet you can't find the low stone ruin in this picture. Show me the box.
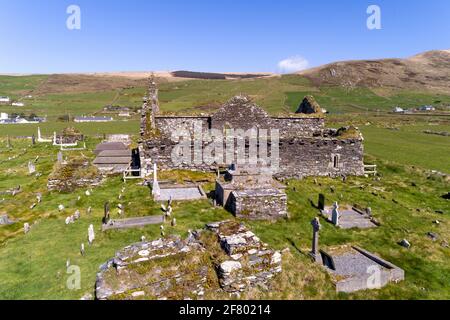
[95,220,282,300]
[96,236,209,300]
[47,158,103,192]
[215,164,288,220]
[206,221,282,293]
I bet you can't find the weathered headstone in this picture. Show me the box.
[31,134,36,145]
[318,194,325,211]
[152,163,161,197]
[36,193,42,203]
[6,135,11,149]
[331,202,340,226]
[58,204,65,212]
[102,202,110,224]
[171,218,177,227]
[88,224,95,245]
[85,190,91,197]
[87,207,92,215]
[80,243,85,256]
[65,217,71,225]
[366,207,372,216]
[0,214,11,225]
[399,239,411,249]
[310,217,322,263]
[24,223,30,234]
[57,151,63,163]
[74,210,80,220]
[28,161,36,175]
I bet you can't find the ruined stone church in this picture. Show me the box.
[139,77,364,179]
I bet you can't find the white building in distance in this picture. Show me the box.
[74,116,114,123]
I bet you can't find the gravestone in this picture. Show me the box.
[65,217,71,225]
[171,218,177,227]
[88,224,95,245]
[318,194,325,211]
[32,134,36,145]
[310,217,322,263]
[36,193,42,203]
[0,214,11,225]
[80,243,85,256]
[152,163,161,197]
[28,161,36,175]
[6,135,11,149]
[24,223,30,234]
[87,207,92,215]
[331,202,340,226]
[57,151,63,163]
[58,204,65,212]
[74,210,80,220]
[103,202,110,224]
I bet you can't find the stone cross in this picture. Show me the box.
[310,217,321,262]
[318,194,325,211]
[152,163,160,197]
[88,224,95,245]
[331,202,340,226]
[103,202,110,224]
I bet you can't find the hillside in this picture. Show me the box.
[299,50,450,93]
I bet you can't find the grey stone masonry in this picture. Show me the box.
[216,164,288,220]
[140,92,364,179]
[207,221,282,293]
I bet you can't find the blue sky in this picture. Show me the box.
[0,0,449,73]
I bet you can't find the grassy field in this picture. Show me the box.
[0,75,449,300]
[0,140,448,300]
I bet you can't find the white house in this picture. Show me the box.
[393,107,404,113]
[74,116,114,123]
[12,102,25,107]
[419,105,435,112]
[0,112,8,120]
[0,96,10,104]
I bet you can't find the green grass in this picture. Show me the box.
[0,140,448,300]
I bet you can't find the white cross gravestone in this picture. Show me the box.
[152,163,161,197]
[88,224,95,245]
[331,202,340,226]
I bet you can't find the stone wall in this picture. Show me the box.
[229,189,288,220]
[277,136,365,179]
[272,117,325,138]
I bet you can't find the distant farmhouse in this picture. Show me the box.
[0,96,11,104]
[0,113,45,124]
[74,116,114,123]
[418,105,435,112]
[11,102,25,107]
[392,107,404,113]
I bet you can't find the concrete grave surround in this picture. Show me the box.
[318,245,405,293]
[321,205,378,229]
